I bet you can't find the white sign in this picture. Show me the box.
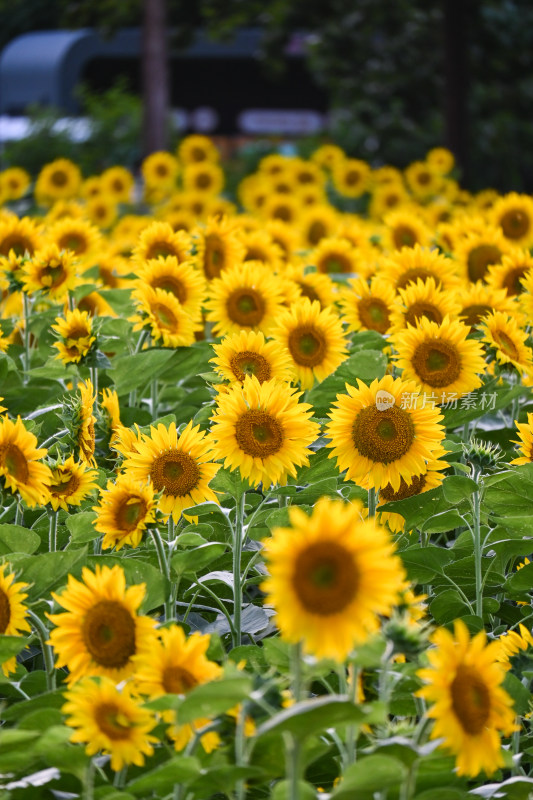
[238,109,325,135]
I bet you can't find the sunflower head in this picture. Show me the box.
[52,308,96,365]
[0,562,31,675]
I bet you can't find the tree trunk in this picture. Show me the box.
[443,0,468,182]
[142,0,169,156]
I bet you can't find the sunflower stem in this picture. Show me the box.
[22,291,32,384]
[471,466,483,618]
[235,702,248,800]
[286,642,303,800]
[113,766,127,787]
[150,527,173,621]
[89,366,99,415]
[367,487,376,518]
[345,662,359,766]
[232,491,246,649]
[83,759,95,800]
[14,501,23,526]
[134,328,150,354]
[48,509,58,552]
[28,610,56,691]
[151,378,158,420]
[40,428,69,451]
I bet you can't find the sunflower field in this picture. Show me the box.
[1,138,533,799]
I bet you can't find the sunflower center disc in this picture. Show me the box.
[150,451,200,497]
[42,264,66,288]
[501,209,529,239]
[413,339,461,388]
[51,170,68,187]
[227,289,266,327]
[230,351,271,383]
[0,444,29,483]
[352,405,415,464]
[0,588,11,633]
[116,498,148,532]
[205,235,224,279]
[405,302,443,326]
[288,326,327,367]
[380,474,427,502]
[298,282,321,303]
[502,267,527,295]
[467,244,502,282]
[152,276,187,304]
[493,330,520,360]
[50,474,80,499]
[58,234,86,254]
[94,702,133,740]
[450,664,491,735]
[0,236,33,256]
[308,221,327,246]
[153,303,178,330]
[146,241,176,259]
[393,226,417,249]
[322,256,349,274]
[82,601,136,668]
[396,267,440,291]
[294,542,357,615]
[357,297,390,333]
[461,303,493,326]
[162,665,198,694]
[234,410,283,458]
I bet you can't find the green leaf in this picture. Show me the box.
[504,561,533,595]
[379,486,453,531]
[171,542,226,575]
[8,547,88,600]
[66,511,99,543]
[147,675,253,723]
[503,672,531,716]
[209,467,248,501]
[0,634,28,664]
[441,475,478,504]
[86,555,166,613]
[271,780,316,800]
[189,766,265,797]
[430,590,471,625]
[331,754,408,797]
[413,791,469,800]
[34,724,89,778]
[127,756,201,795]
[110,348,178,394]
[0,523,41,554]
[421,509,465,534]
[400,545,453,583]
[255,696,385,739]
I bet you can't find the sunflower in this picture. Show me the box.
[392,316,486,401]
[205,260,286,338]
[100,387,122,448]
[85,195,118,229]
[0,167,30,201]
[377,458,448,533]
[133,221,191,264]
[75,379,97,467]
[258,153,292,178]
[404,161,441,199]
[48,455,99,512]
[427,147,455,175]
[93,251,129,289]
[22,243,78,301]
[325,375,445,492]
[162,209,196,235]
[132,624,222,754]
[178,134,220,165]
[80,177,103,200]
[369,183,410,220]
[310,143,345,171]
[490,192,533,247]
[479,311,533,375]
[77,290,117,318]
[454,280,515,327]
[100,166,135,203]
[299,205,339,248]
[331,158,371,198]
[487,248,533,296]
[498,623,533,668]
[62,677,158,772]
[47,217,102,260]
[309,236,360,275]
[48,563,156,684]
[211,329,294,386]
[0,562,31,676]
[454,225,511,284]
[417,619,517,777]
[261,496,405,661]
[130,285,199,348]
[93,474,156,551]
[283,262,335,309]
[264,219,300,261]
[0,216,42,257]
[339,276,396,335]
[208,375,320,488]
[35,158,82,204]
[135,256,206,321]
[193,215,245,280]
[261,194,302,227]
[52,308,95,364]
[389,277,462,333]
[511,413,533,465]
[237,229,284,272]
[141,151,179,190]
[122,420,220,523]
[182,162,224,195]
[382,209,432,251]
[0,416,51,506]
[270,299,348,389]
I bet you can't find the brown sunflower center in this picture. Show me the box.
[380,473,427,502]
[450,664,491,735]
[502,266,527,295]
[40,263,67,288]
[460,304,493,326]
[162,665,198,694]
[116,497,148,532]
[155,164,170,177]
[58,234,88,255]
[492,329,519,361]
[0,444,29,483]
[204,235,225,279]
[308,221,327,246]
[234,409,283,458]
[151,276,187,304]
[226,288,266,327]
[297,282,321,304]
[0,235,34,257]
[293,542,358,615]
[191,146,206,162]
[392,226,417,249]
[195,173,212,190]
[94,702,133,740]
[82,601,136,668]
[153,302,178,331]
[50,473,80,498]
[500,209,530,240]
[417,171,432,186]
[467,244,502,283]
[150,450,200,497]
[318,254,351,275]
[412,339,461,387]
[0,588,11,633]
[357,297,391,333]
[352,405,415,464]
[50,170,68,188]
[404,302,443,326]
[230,351,272,383]
[396,268,441,291]
[288,325,327,367]
[345,170,361,187]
